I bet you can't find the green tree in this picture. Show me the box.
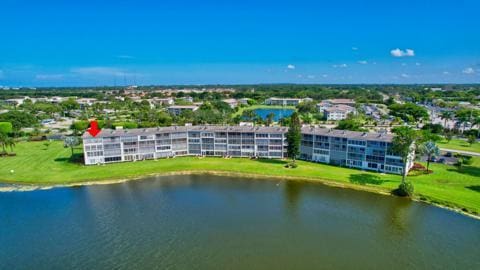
[336,115,367,132]
[388,103,429,123]
[467,135,476,146]
[392,126,418,186]
[440,111,453,127]
[0,122,13,135]
[266,112,275,126]
[0,111,36,133]
[455,109,480,133]
[296,101,317,114]
[286,112,301,164]
[71,121,89,136]
[445,131,453,143]
[0,133,7,154]
[64,136,80,156]
[60,98,80,111]
[418,141,440,172]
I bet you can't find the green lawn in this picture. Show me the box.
[233,104,296,117]
[437,138,480,154]
[1,141,480,216]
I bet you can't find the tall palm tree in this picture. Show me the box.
[5,137,15,153]
[473,116,480,138]
[0,133,7,154]
[440,111,453,128]
[418,141,440,172]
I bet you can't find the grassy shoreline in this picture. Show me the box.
[1,141,479,218]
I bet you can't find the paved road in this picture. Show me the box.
[439,148,480,157]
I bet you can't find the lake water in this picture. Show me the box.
[254,108,294,121]
[1,175,479,269]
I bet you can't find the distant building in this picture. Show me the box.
[323,105,356,121]
[238,98,250,105]
[317,99,356,111]
[167,105,199,116]
[77,98,98,107]
[178,96,194,103]
[5,97,29,106]
[265,97,312,106]
[48,96,66,103]
[151,97,174,106]
[222,98,239,108]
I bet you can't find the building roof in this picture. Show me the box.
[328,98,356,104]
[267,97,306,101]
[83,125,393,142]
[324,104,356,113]
[167,105,199,109]
[301,126,393,142]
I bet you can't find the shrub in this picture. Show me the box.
[411,163,426,171]
[395,181,414,197]
[284,162,298,168]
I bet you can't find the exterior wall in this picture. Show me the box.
[83,127,287,165]
[83,126,408,175]
[299,132,405,174]
[265,98,312,106]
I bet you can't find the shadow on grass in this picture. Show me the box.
[466,185,480,193]
[254,158,288,165]
[447,166,480,178]
[54,153,84,164]
[349,173,387,185]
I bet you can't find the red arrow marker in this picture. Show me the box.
[88,120,101,137]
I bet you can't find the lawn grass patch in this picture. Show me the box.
[1,141,479,216]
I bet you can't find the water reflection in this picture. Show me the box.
[1,175,479,269]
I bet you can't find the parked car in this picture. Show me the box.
[445,152,453,157]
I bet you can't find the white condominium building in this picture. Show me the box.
[83,125,413,175]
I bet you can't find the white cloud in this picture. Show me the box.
[390,48,415,57]
[322,74,328,78]
[462,67,475,74]
[400,73,410,78]
[287,64,295,70]
[352,47,358,51]
[116,55,135,59]
[307,75,315,79]
[35,74,65,80]
[443,71,450,75]
[357,60,368,65]
[71,67,129,76]
[401,63,407,66]
[415,62,421,66]
[333,64,348,68]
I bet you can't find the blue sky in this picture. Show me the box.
[1,0,479,86]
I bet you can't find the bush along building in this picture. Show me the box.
[83,125,414,175]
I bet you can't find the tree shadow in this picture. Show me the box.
[349,173,386,185]
[466,185,480,193]
[54,153,84,164]
[447,166,480,178]
[254,158,288,165]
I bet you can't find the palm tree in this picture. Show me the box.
[473,116,480,138]
[392,127,418,184]
[0,133,7,154]
[418,141,440,172]
[5,137,15,153]
[440,111,453,128]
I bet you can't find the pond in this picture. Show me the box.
[253,108,294,121]
[1,175,479,269]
